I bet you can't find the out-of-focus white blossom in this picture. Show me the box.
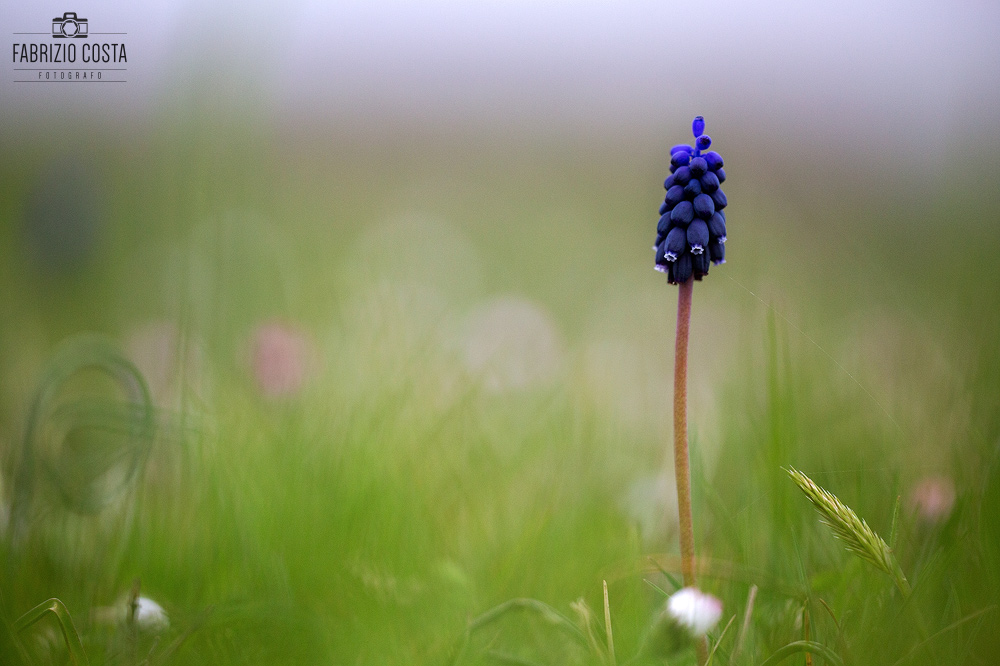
[134,596,170,632]
[666,587,722,636]
[93,595,169,632]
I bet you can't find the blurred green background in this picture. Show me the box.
[1,2,999,664]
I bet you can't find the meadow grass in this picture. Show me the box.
[1,120,999,664]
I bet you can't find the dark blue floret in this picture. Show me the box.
[693,193,715,219]
[692,249,711,275]
[665,185,685,207]
[657,213,672,235]
[653,115,729,284]
[707,212,727,241]
[710,189,727,210]
[673,252,693,283]
[703,151,724,170]
[699,171,719,193]
[655,244,669,273]
[683,179,702,198]
[687,219,709,254]
[665,226,687,261]
[709,241,725,264]
[670,200,694,226]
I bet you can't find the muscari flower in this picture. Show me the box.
[654,116,728,284]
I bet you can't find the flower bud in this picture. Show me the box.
[670,200,694,226]
[671,151,691,168]
[693,193,715,220]
[665,185,685,208]
[707,212,727,241]
[710,189,727,210]
[657,213,672,235]
[703,151,724,170]
[699,171,719,193]
[683,179,702,198]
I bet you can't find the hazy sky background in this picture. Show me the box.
[3,1,999,156]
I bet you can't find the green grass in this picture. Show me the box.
[1,117,999,664]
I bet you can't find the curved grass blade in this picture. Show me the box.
[449,598,589,666]
[9,334,154,547]
[758,640,843,666]
[13,598,90,666]
[891,605,997,665]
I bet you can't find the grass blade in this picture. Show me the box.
[449,598,589,666]
[706,614,735,666]
[603,580,616,666]
[732,584,758,663]
[758,640,843,666]
[14,598,89,666]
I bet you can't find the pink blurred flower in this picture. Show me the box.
[250,321,311,398]
[907,475,956,524]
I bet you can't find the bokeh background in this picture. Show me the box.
[2,2,999,664]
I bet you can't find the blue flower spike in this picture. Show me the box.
[654,116,729,283]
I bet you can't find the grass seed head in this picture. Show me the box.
[787,467,911,597]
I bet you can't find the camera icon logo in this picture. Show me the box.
[52,12,88,38]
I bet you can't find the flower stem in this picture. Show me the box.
[672,277,708,664]
[673,278,696,586]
